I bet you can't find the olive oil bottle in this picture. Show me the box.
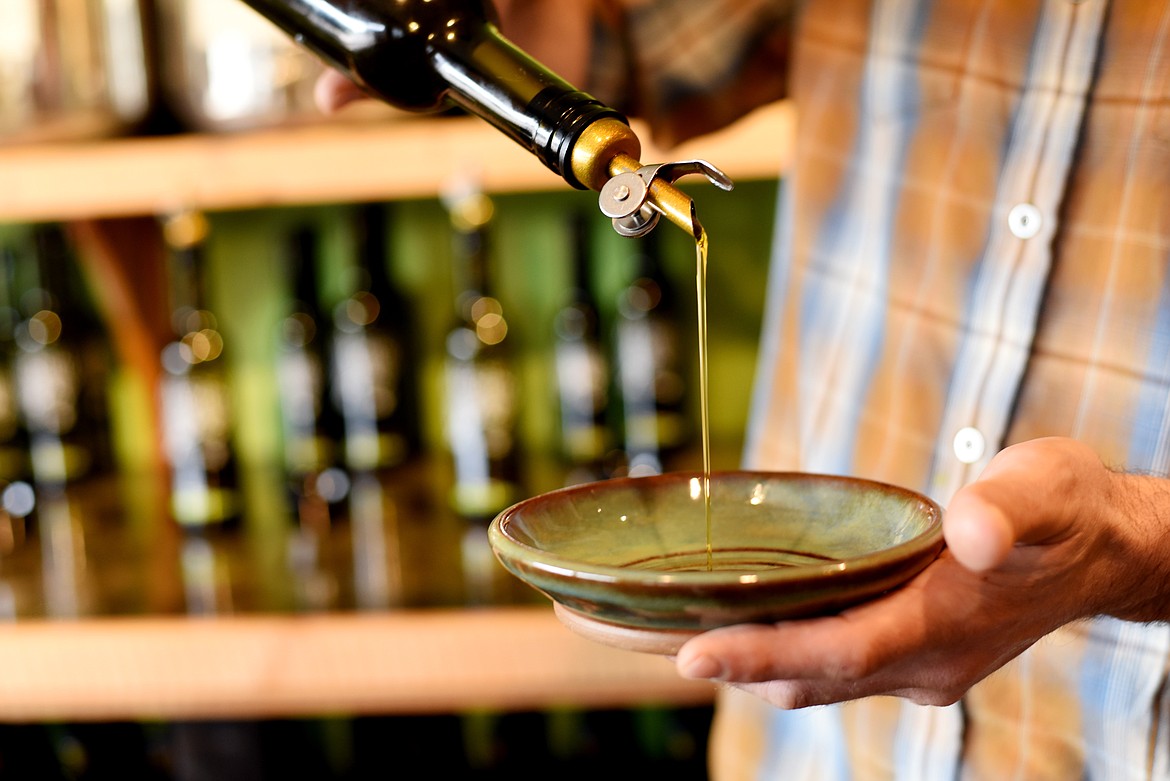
[441,188,523,530]
[13,225,112,489]
[278,225,343,501]
[0,246,31,489]
[0,246,32,611]
[329,204,419,611]
[553,212,612,485]
[276,224,345,611]
[157,211,239,615]
[330,203,420,477]
[239,0,632,192]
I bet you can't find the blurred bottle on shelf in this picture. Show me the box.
[6,223,113,618]
[330,203,421,478]
[0,246,35,620]
[329,203,418,611]
[0,248,29,488]
[612,231,689,476]
[440,183,524,605]
[35,486,90,619]
[553,212,613,486]
[345,471,404,611]
[157,211,239,615]
[0,0,151,144]
[0,244,32,549]
[156,0,375,133]
[275,224,345,611]
[12,224,113,489]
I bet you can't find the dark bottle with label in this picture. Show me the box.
[158,212,240,617]
[441,187,523,528]
[12,225,112,489]
[56,229,117,482]
[612,231,688,476]
[0,247,29,488]
[330,203,420,476]
[0,246,33,593]
[158,211,241,532]
[277,225,346,612]
[553,213,612,485]
[277,225,345,499]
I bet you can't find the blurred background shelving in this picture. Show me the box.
[0,105,788,714]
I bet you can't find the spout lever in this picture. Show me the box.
[598,160,734,238]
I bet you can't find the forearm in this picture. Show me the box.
[1096,470,1170,623]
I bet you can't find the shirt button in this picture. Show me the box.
[953,427,985,464]
[1008,203,1043,239]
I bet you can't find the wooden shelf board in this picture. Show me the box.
[0,606,714,722]
[0,102,792,222]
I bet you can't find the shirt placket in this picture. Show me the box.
[927,0,1107,505]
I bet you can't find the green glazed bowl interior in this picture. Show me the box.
[489,471,944,653]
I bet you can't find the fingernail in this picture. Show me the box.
[679,654,725,681]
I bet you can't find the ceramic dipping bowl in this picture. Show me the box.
[488,471,944,655]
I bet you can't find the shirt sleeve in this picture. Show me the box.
[587,0,796,146]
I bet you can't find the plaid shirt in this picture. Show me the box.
[596,0,1170,778]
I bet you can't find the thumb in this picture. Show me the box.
[943,487,1015,572]
[942,438,1099,572]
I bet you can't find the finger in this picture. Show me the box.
[314,70,368,114]
[675,589,931,686]
[722,677,957,710]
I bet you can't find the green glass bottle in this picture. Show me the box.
[12,225,111,489]
[158,212,240,617]
[553,212,613,485]
[442,188,523,528]
[330,203,420,476]
[277,224,345,611]
[158,211,240,529]
[329,204,421,611]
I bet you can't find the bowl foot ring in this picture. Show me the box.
[552,602,700,656]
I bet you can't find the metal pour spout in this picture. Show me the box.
[600,156,735,240]
[568,118,734,240]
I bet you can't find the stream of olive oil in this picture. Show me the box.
[695,229,713,571]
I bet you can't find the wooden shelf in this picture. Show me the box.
[0,606,714,722]
[0,101,793,222]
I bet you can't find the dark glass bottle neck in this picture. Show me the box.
[354,203,395,298]
[286,227,321,316]
[452,224,492,321]
[239,0,626,188]
[432,33,625,188]
[168,244,209,324]
[568,213,596,305]
[30,225,72,311]
[0,246,18,341]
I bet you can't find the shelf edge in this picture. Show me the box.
[0,606,715,721]
[0,102,791,222]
